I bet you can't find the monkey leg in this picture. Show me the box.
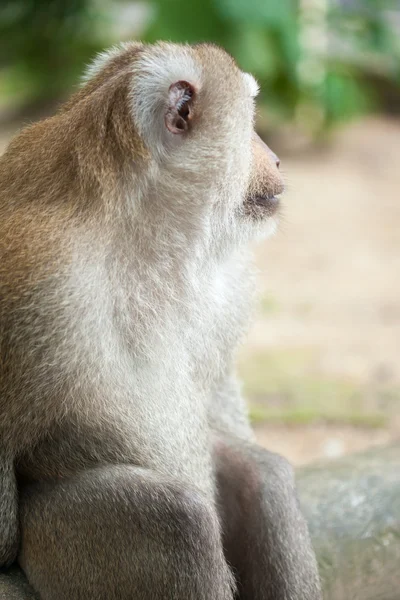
[214,437,322,600]
[18,465,235,600]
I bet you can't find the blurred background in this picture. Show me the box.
[1,0,399,464]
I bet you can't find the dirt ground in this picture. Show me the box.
[1,116,399,466]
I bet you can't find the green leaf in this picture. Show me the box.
[144,0,226,44]
[216,0,297,27]
[229,26,280,78]
[324,71,373,123]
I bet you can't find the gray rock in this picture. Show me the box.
[297,444,400,600]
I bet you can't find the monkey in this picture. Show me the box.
[0,41,322,600]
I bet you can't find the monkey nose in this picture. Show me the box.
[268,147,280,170]
[270,151,280,170]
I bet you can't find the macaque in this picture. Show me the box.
[0,41,321,600]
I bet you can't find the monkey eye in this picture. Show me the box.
[165,81,195,134]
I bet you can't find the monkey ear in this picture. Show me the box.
[165,81,196,134]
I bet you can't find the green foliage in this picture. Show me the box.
[329,0,400,62]
[144,0,226,43]
[323,71,373,124]
[0,0,109,105]
[217,0,297,28]
[0,0,398,130]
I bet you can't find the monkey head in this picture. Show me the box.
[80,42,284,250]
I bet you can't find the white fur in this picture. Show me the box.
[242,72,259,97]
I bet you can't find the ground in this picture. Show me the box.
[1,116,399,466]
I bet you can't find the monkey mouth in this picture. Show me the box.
[243,194,281,219]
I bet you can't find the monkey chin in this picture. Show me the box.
[240,193,281,242]
[251,214,279,243]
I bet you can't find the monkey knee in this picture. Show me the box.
[250,451,297,515]
[263,450,295,485]
[142,483,234,597]
[172,490,235,599]
[216,440,296,504]
[107,467,220,548]
[220,445,297,514]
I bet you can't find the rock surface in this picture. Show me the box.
[298,444,400,600]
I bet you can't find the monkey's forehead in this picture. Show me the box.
[191,43,259,97]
